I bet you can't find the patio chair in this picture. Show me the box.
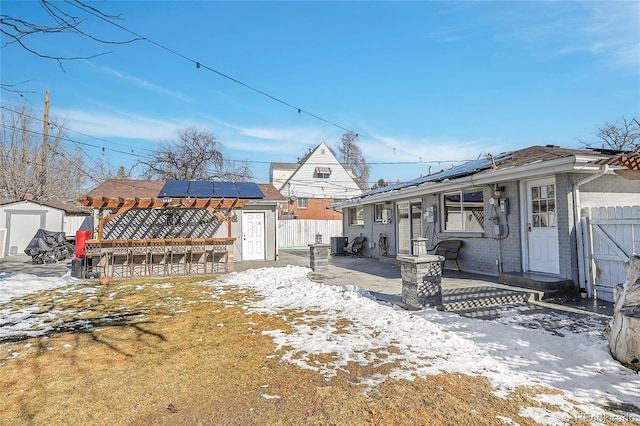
[430,239,463,271]
[344,236,366,256]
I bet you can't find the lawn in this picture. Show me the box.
[0,273,635,425]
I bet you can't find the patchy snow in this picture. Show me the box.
[0,271,79,304]
[1,265,639,424]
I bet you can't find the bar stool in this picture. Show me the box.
[212,239,228,273]
[130,239,149,276]
[83,239,102,278]
[111,239,130,278]
[189,238,207,274]
[169,238,188,275]
[99,240,114,277]
[148,239,167,276]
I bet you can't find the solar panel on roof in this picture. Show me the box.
[187,181,214,197]
[235,182,264,199]
[159,180,189,197]
[158,180,266,199]
[363,152,513,197]
[212,182,239,198]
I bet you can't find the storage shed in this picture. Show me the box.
[0,200,90,257]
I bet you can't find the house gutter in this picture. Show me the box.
[331,156,583,210]
[574,164,609,298]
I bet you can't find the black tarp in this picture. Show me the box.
[24,229,74,264]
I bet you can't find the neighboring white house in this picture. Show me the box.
[0,200,90,257]
[270,142,363,247]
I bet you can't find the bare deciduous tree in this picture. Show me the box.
[138,127,253,182]
[1,0,139,92]
[0,104,86,201]
[336,131,370,190]
[370,178,401,190]
[579,117,640,152]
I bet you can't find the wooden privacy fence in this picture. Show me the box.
[581,206,640,302]
[278,219,343,248]
[84,238,235,279]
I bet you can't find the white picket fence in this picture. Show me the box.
[582,206,640,302]
[278,219,343,248]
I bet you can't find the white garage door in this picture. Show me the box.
[7,212,46,256]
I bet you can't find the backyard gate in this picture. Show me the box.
[581,206,640,302]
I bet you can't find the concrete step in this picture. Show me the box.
[441,285,535,312]
[498,272,577,299]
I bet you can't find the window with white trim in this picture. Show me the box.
[374,203,384,222]
[349,206,364,226]
[297,198,308,209]
[314,167,331,179]
[442,190,484,232]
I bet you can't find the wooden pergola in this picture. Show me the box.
[76,196,247,278]
[78,196,246,239]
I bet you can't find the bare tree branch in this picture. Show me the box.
[337,132,370,190]
[1,0,140,76]
[579,117,640,152]
[0,104,86,201]
[138,127,253,182]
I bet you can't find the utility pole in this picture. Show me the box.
[40,89,50,199]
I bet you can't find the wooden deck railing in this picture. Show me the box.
[83,238,235,278]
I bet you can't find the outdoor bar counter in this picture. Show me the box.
[83,237,235,278]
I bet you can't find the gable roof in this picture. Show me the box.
[257,184,287,201]
[83,179,285,202]
[85,179,166,199]
[0,199,91,215]
[351,145,619,203]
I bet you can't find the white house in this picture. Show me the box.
[270,143,363,247]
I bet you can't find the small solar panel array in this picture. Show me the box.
[364,152,513,197]
[158,180,264,199]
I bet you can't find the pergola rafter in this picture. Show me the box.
[76,196,245,239]
[77,196,246,210]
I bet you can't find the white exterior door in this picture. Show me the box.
[7,212,45,256]
[525,178,559,274]
[242,212,265,260]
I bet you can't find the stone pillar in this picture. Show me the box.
[606,254,640,371]
[309,243,330,273]
[225,239,235,272]
[398,254,445,310]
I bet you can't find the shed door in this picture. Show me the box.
[242,212,265,260]
[6,211,46,256]
[526,178,559,274]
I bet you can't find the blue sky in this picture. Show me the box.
[2,1,639,186]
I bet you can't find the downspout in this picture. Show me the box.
[574,165,608,298]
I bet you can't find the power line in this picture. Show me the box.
[0,105,156,160]
[68,1,356,135]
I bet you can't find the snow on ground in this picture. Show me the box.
[1,265,639,425]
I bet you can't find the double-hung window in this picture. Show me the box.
[349,206,364,226]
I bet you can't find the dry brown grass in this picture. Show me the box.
[0,275,633,425]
